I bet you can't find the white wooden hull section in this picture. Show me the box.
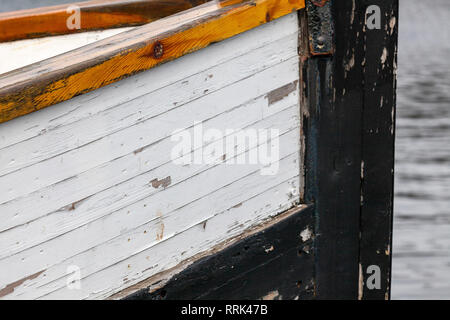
[0,28,134,75]
[0,13,302,299]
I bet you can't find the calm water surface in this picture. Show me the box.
[392,0,450,299]
[0,0,449,300]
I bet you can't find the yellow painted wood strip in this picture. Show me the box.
[0,0,305,124]
[0,0,210,43]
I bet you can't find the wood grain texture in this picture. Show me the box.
[301,1,396,299]
[0,34,298,183]
[0,0,305,124]
[0,0,209,43]
[0,13,302,299]
[359,0,397,300]
[302,3,363,299]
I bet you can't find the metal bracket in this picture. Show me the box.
[306,0,334,56]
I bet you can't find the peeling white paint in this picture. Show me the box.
[300,227,312,242]
[345,53,355,71]
[262,290,281,300]
[381,47,388,65]
[0,13,303,300]
[389,16,396,35]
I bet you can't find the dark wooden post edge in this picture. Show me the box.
[302,0,397,299]
[302,0,363,299]
[358,0,398,300]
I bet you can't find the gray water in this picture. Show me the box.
[0,0,72,11]
[391,0,450,299]
[0,0,449,300]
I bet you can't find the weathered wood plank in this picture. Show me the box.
[0,12,299,149]
[0,70,298,238]
[44,178,302,300]
[0,6,305,301]
[0,106,299,264]
[123,204,314,300]
[301,0,397,299]
[0,71,299,238]
[10,171,300,299]
[0,11,302,299]
[0,0,305,123]
[0,60,298,210]
[0,32,299,178]
[0,27,133,75]
[0,0,209,43]
[0,101,299,263]
[2,139,300,299]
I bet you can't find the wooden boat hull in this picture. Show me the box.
[0,0,398,300]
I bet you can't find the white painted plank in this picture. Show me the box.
[0,28,134,75]
[0,96,299,261]
[0,32,298,178]
[8,154,300,300]
[7,148,299,298]
[0,109,299,287]
[0,13,299,150]
[0,53,299,206]
[0,59,299,232]
[47,178,301,300]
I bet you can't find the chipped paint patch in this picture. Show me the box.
[345,53,355,71]
[261,290,281,300]
[150,176,172,189]
[300,226,312,242]
[389,16,396,35]
[59,197,86,212]
[0,270,45,298]
[232,203,243,209]
[266,80,298,106]
[381,47,388,65]
[156,211,164,241]
[109,205,308,300]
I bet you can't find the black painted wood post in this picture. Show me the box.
[358,0,398,300]
[302,0,398,299]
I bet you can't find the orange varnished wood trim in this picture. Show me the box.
[0,0,210,43]
[0,0,306,124]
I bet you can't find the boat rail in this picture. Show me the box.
[0,0,305,124]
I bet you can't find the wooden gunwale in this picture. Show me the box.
[0,0,210,43]
[0,0,306,124]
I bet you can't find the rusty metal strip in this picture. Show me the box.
[306,0,334,55]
